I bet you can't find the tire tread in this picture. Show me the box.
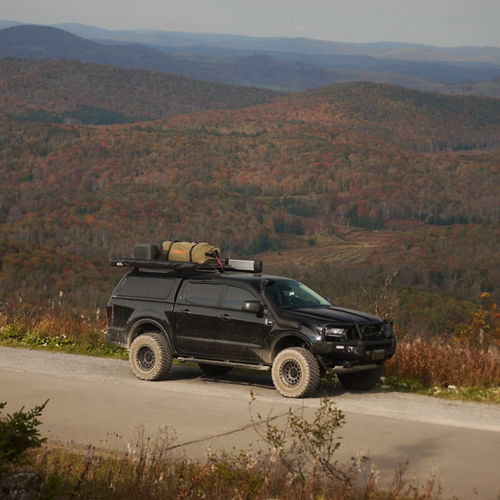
[272,347,320,398]
[129,332,172,381]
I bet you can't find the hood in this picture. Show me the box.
[285,306,381,325]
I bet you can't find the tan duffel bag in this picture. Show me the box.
[162,241,220,264]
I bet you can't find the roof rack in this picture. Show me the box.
[110,257,263,274]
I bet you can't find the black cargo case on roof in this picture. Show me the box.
[133,243,161,261]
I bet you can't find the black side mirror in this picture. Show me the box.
[242,301,264,315]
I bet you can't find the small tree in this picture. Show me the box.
[0,400,48,473]
[251,396,361,490]
[456,293,500,347]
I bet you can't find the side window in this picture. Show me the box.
[224,286,257,310]
[115,276,175,300]
[185,283,220,307]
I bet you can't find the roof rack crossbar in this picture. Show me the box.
[110,257,262,273]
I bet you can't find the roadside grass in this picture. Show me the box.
[382,336,500,403]
[0,310,127,359]
[1,398,443,500]
[1,310,499,403]
[380,376,500,404]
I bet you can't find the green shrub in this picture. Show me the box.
[0,401,48,473]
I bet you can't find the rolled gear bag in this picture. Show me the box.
[162,241,220,264]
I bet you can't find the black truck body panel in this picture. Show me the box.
[106,268,396,371]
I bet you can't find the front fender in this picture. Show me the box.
[265,329,315,364]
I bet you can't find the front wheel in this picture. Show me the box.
[272,347,320,398]
[129,332,172,381]
[337,366,383,391]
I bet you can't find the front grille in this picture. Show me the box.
[358,323,386,340]
[345,326,358,341]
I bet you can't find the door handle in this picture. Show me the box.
[219,314,231,320]
[183,308,191,314]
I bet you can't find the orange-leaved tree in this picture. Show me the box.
[455,293,500,347]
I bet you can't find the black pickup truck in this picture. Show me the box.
[106,252,396,398]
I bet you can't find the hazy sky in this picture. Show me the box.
[2,0,499,47]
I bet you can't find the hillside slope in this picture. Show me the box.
[0,82,499,333]
[178,82,500,151]
[0,58,280,124]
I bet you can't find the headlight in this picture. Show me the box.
[324,326,347,338]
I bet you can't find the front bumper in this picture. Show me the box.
[311,337,396,365]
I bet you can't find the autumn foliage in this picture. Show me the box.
[455,293,500,347]
[0,65,499,341]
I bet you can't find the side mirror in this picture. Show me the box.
[242,301,264,314]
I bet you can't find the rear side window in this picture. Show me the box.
[115,275,175,300]
[185,283,220,306]
[224,286,257,310]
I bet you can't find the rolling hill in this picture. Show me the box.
[0,58,280,124]
[435,79,500,99]
[0,80,498,337]
[1,25,500,94]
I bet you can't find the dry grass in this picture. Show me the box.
[0,306,125,357]
[15,409,441,500]
[384,336,500,388]
[0,305,99,338]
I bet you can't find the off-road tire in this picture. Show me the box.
[337,366,383,391]
[129,332,172,381]
[272,347,320,398]
[198,364,233,377]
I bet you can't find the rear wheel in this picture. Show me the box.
[129,332,172,381]
[337,366,383,391]
[198,364,233,377]
[272,347,319,398]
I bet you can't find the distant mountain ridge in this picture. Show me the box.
[0,25,179,67]
[0,58,280,124]
[3,20,500,62]
[49,22,500,63]
[1,24,500,95]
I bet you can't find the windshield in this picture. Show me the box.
[265,280,331,310]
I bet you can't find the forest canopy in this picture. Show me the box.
[1,70,499,336]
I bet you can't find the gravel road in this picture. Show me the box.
[1,346,499,499]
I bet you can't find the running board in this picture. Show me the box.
[176,357,270,371]
[331,364,380,374]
